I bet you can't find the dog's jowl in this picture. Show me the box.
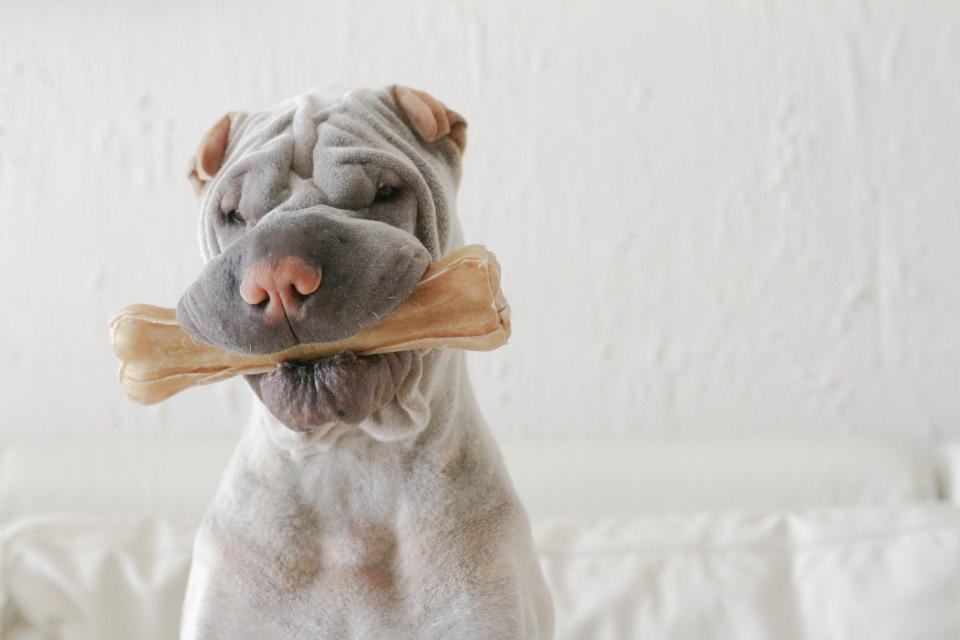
[177,86,554,639]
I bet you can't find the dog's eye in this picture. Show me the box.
[224,209,245,226]
[374,186,401,203]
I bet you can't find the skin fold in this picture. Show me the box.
[249,351,420,433]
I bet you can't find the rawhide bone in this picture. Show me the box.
[110,245,510,405]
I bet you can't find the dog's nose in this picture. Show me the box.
[239,257,322,323]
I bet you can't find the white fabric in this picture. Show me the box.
[536,505,960,639]
[0,441,233,524]
[1,436,957,638]
[0,517,194,640]
[939,440,960,503]
[3,506,960,640]
[0,436,942,524]
[502,436,942,518]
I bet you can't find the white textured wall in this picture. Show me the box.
[3,1,959,443]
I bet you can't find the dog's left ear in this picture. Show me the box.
[187,111,245,196]
[390,86,467,154]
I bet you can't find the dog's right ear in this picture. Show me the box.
[187,112,244,197]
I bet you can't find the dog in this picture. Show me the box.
[176,86,554,639]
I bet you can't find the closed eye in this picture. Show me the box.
[374,186,401,203]
[224,209,245,225]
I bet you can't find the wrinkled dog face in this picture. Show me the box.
[177,86,467,437]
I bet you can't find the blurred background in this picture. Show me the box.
[3,2,960,638]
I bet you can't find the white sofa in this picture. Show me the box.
[2,436,959,639]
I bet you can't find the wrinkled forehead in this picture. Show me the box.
[201,87,459,259]
[220,87,452,192]
[226,89,351,175]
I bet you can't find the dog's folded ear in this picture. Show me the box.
[187,111,245,196]
[390,86,467,155]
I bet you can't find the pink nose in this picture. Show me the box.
[239,257,322,323]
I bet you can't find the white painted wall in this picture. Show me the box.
[3,0,959,444]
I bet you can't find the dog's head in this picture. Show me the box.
[176,86,467,437]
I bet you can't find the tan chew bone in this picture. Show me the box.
[110,245,510,405]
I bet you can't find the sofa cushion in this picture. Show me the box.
[3,505,960,640]
[0,436,943,525]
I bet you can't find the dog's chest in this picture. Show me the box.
[195,464,470,635]
[209,434,440,576]
[184,418,549,639]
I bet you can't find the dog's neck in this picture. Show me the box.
[227,349,494,532]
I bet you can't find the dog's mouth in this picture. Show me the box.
[245,350,421,432]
